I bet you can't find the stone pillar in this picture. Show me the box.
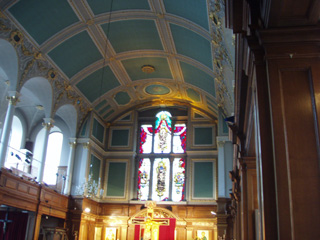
[38,118,54,182]
[64,138,77,195]
[216,136,229,197]
[0,92,19,167]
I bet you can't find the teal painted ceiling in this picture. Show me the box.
[4,0,234,121]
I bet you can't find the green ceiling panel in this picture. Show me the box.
[9,0,79,45]
[103,109,115,119]
[170,24,212,69]
[180,61,215,96]
[207,99,218,111]
[48,31,102,78]
[163,0,209,30]
[186,88,201,102]
[99,105,111,115]
[95,100,107,110]
[102,20,163,53]
[114,91,131,105]
[88,0,150,15]
[122,57,172,81]
[76,66,120,102]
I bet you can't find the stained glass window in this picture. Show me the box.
[140,125,153,153]
[137,111,187,202]
[172,158,186,201]
[154,111,172,153]
[173,123,187,153]
[152,158,170,201]
[137,158,151,200]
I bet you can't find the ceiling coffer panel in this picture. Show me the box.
[88,0,150,15]
[170,24,213,70]
[76,66,120,103]
[102,20,164,53]
[163,0,209,30]
[122,57,173,81]
[180,61,216,97]
[9,0,79,45]
[48,31,103,78]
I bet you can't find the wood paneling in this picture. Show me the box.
[263,0,320,27]
[0,169,39,212]
[268,62,320,239]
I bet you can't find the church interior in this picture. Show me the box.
[0,0,319,239]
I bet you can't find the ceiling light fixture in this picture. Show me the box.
[141,65,155,74]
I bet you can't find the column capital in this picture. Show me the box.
[216,136,229,148]
[42,118,54,130]
[6,91,20,106]
[82,142,90,149]
[217,140,225,147]
[69,138,77,148]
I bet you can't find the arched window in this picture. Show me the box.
[137,111,186,202]
[43,131,63,185]
[5,116,23,169]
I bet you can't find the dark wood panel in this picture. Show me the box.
[280,69,320,239]
[267,0,320,27]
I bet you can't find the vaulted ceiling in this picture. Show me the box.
[1,0,234,123]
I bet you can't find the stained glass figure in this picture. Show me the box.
[172,158,185,201]
[152,158,170,201]
[173,124,187,153]
[137,158,151,200]
[140,125,153,153]
[154,111,172,153]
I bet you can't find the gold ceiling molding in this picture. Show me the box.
[86,19,94,26]
[141,65,155,74]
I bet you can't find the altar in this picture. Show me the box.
[131,202,176,240]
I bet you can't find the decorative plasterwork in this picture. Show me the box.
[209,0,234,116]
[0,16,90,130]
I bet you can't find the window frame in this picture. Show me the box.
[136,111,187,202]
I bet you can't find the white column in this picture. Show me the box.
[38,118,54,182]
[0,92,19,167]
[217,136,229,198]
[64,138,77,195]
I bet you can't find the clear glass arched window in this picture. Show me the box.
[5,116,23,169]
[43,131,63,185]
[137,111,186,202]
